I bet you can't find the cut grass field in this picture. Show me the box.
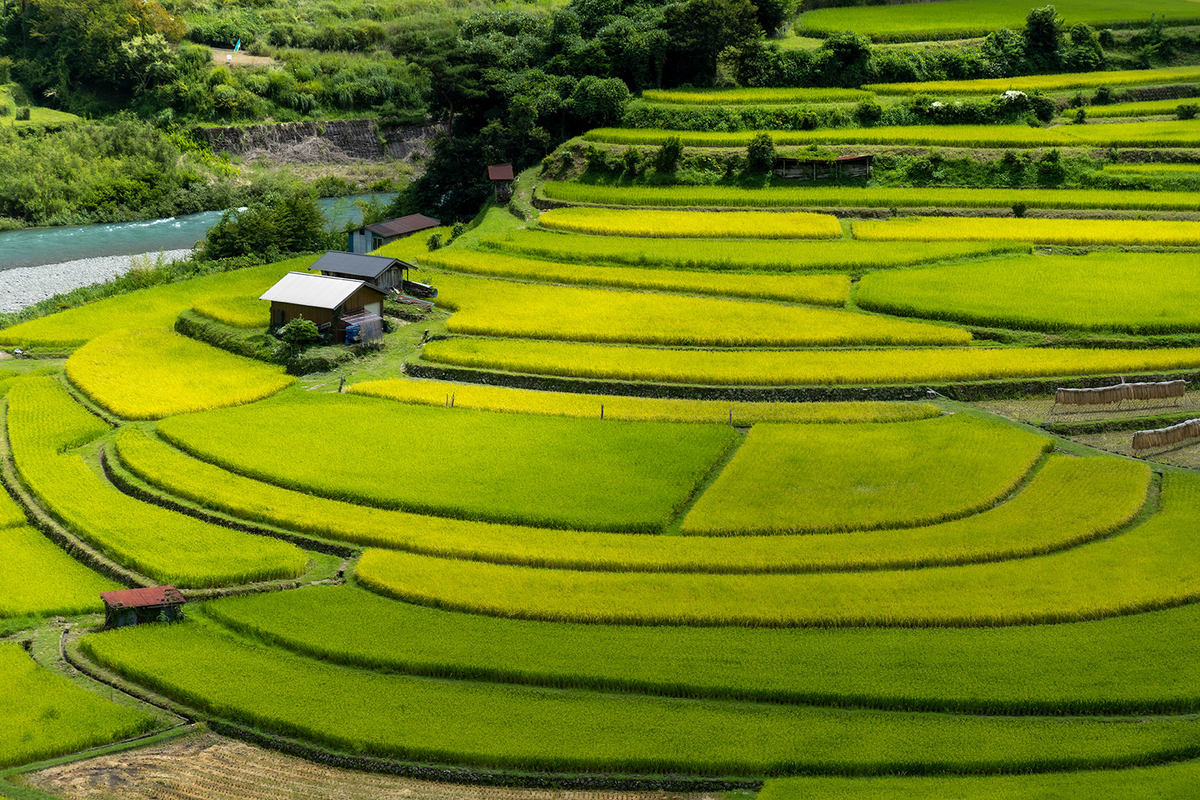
[433,272,971,347]
[0,643,155,768]
[481,230,1028,273]
[640,88,873,105]
[680,415,1052,535]
[81,621,1200,776]
[357,470,1200,627]
[540,181,1200,212]
[116,432,1148,573]
[347,378,939,424]
[206,583,1200,715]
[422,247,853,305]
[853,216,1200,246]
[421,338,1200,386]
[65,328,293,419]
[857,251,1200,334]
[0,258,312,348]
[155,391,736,532]
[583,120,1200,149]
[8,378,308,588]
[864,65,1200,93]
[538,208,844,239]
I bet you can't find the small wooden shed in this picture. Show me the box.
[488,163,514,201]
[314,251,411,292]
[774,154,873,181]
[101,586,186,629]
[260,271,387,344]
[347,213,441,254]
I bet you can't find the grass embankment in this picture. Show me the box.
[538,208,844,239]
[432,272,970,347]
[81,621,1200,776]
[8,378,308,588]
[154,391,735,532]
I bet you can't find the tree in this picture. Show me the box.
[653,136,683,173]
[1023,6,1063,74]
[569,74,630,128]
[745,133,775,173]
[1064,23,1104,72]
[981,29,1026,77]
[394,26,483,145]
[665,0,760,84]
[814,31,872,87]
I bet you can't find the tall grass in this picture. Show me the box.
[539,207,844,239]
[853,217,1200,246]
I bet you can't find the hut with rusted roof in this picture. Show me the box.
[488,163,514,201]
[101,586,186,629]
[348,213,440,254]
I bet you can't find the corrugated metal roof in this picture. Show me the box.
[101,586,186,610]
[313,251,399,280]
[488,163,514,181]
[260,272,367,309]
[365,213,441,238]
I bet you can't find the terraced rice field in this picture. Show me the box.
[641,88,873,105]
[538,208,844,239]
[864,65,1200,93]
[853,216,1200,246]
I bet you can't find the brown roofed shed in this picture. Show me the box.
[101,586,186,629]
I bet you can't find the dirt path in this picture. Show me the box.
[211,49,277,68]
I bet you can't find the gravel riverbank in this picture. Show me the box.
[0,250,193,313]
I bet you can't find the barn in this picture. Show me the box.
[260,271,388,344]
[313,251,413,293]
[101,586,186,629]
[347,213,440,254]
[774,154,874,181]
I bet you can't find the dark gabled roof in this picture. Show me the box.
[260,272,380,309]
[101,586,186,610]
[364,214,441,238]
[312,251,400,281]
[488,163,514,181]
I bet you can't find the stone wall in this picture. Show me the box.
[193,119,438,164]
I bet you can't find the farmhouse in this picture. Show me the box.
[347,213,440,254]
[260,271,387,344]
[314,251,411,292]
[101,586,185,629]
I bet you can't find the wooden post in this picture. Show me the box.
[600,404,604,420]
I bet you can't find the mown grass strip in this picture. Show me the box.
[65,329,293,420]
[541,181,1200,212]
[122,431,1150,574]
[423,247,852,305]
[7,378,308,588]
[206,582,1200,715]
[357,470,1200,627]
[0,644,156,769]
[853,216,1200,246]
[81,621,1200,776]
[680,415,1052,535]
[433,273,970,348]
[865,65,1200,94]
[155,391,736,533]
[857,252,1200,334]
[481,230,1028,273]
[641,88,873,105]
[538,208,843,239]
[421,338,1200,386]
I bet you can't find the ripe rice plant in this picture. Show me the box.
[866,66,1200,94]
[347,378,938,425]
[0,526,120,618]
[117,432,1145,574]
[800,2,1200,42]
[481,230,1028,273]
[421,338,1200,386]
[0,257,313,349]
[155,392,736,532]
[1078,99,1197,118]
[541,181,1200,212]
[853,216,1200,246]
[372,225,454,260]
[857,252,1200,334]
[423,248,853,305]
[8,378,309,588]
[206,579,1200,716]
[538,207,843,239]
[681,415,1051,535]
[0,643,156,768]
[641,88,873,105]
[65,328,293,420]
[191,295,271,328]
[1104,163,1200,175]
[81,622,1200,775]
[357,471,1200,627]
[433,273,971,347]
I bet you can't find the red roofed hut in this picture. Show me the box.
[488,163,514,201]
[101,586,186,629]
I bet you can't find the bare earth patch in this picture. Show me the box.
[22,732,721,800]
[211,49,277,68]
[976,391,1200,427]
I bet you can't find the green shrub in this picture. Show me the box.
[1178,103,1199,120]
[653,136,683,173]
[744,133,776,173]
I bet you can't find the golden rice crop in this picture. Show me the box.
[191,295,271,328]
[348,378,939,425]
[433,273,970,347]
[1104,163,1200,175]
[641,87,873,105]
[355,471,1200,627]
[538,207,843,239]
[1079,99,1196,118]
[0,526,120,618]
[853,217,1200,246]
[422,248,852,305]
[371,226,455,260]
[422,338,1200,386]
[867,66,1200,95]
[65,328,294,420]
